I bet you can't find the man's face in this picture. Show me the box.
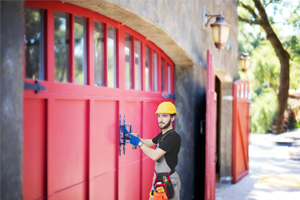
[157,113,173,129]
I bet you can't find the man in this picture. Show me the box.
[121,102,181,200]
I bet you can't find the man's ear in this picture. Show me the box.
[171,116,175,122]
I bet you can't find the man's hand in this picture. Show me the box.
[120,126,141,145]
[120,126,131,140]
[129,134,141,146]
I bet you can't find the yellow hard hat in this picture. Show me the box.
[155,102,177,115]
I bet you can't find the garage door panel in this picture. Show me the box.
[142,157,155,200]
[90,170,117,200]
[48,182,87,200]
[124,101,142,164]
[142,102,159,158]
[23,99,47,200]
[122,161,141,200]
[48,100,88,195]
[90,100,118,178]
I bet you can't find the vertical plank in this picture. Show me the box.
[141,41,145,91]
[104,24,108,87]
[23,99,47,200]
[118,25,125,91]
[87,17,94,86]
[70,14,75,83]
[46,8,54,82]
[205,50,216,200]
[149,48,153,91]
[132,36,135,90]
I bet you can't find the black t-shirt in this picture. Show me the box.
[152,129,181,171]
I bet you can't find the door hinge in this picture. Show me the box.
[24,80,46,94]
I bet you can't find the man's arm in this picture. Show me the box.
[131,133,155,147]
[140,138,155,147]
[140,144,166,161]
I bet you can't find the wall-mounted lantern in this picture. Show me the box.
[203,11,231,50]
[239,53,251,72]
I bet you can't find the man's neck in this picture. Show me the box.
[162,126,173,134]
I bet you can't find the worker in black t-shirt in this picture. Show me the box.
[121,102,181,200]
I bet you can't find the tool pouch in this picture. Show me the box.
[154,172,174,199]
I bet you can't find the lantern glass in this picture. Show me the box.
[211,24,230,44]
[240,57,251,72]
[211,25,220,43]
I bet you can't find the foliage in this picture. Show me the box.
[296,121,300,129]
[251,88,278,133]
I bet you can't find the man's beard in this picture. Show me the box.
[158,118,172,130]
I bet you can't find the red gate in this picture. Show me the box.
[204,50,217,200]
[232,80,250,183]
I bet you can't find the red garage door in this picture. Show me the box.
[23,2,175,200]
[204,50,217,200]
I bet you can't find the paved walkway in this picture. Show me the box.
[220,129,300,200]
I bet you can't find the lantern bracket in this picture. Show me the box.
[203,11,224,29]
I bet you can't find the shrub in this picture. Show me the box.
[296,121,300,129]
[251,88,278,133]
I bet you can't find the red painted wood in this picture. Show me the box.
[89,100,118,199]
[132,35,136,90]
[118,26,126,91]
[157,54,161,93]
[104,24,108,87]
[164,60,167,93]
[118,101,142,200]
[205,50,217,200]
[141,101,159,200]
[149,47,153,91]
[23,1,175,200]
[116,28,120,88]
[48,100,88,197]
[232,80,250,184]
[141,41,145,91]
[70,14,75,83]
[87,18,94,86]
[23,99,46,200]
[46,8,54,82]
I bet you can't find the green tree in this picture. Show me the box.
[238,0,293,132]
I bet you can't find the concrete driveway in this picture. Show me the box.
[222,130,300,200]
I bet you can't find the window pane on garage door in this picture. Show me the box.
[74,15,87,85]
[107,26,117,88]
[54,12,70,83]
[25,8,45,80]
[94,21,105,87]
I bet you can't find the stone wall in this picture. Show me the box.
[1,1,24,199]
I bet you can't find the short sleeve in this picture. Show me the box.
[152,132,162,144]
[158,133,180,153]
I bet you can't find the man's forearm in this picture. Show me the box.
[140,144,165,161]
[140,138,154,147]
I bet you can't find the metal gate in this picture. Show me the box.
[232,80,250,184]
[204,50,217,200]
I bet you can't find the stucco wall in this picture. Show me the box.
[67,0,238,199]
